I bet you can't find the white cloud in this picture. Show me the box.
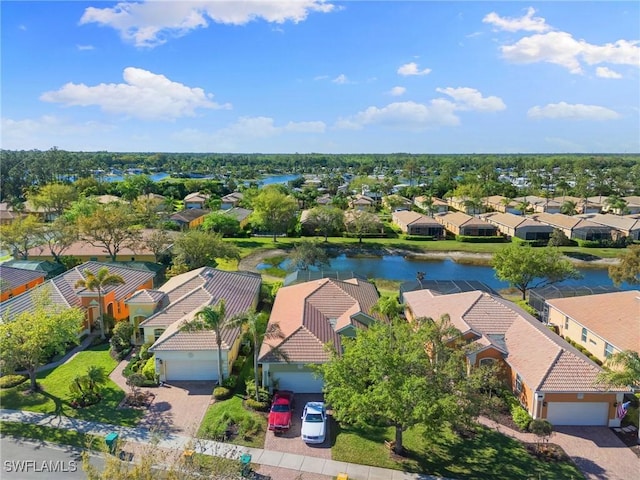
[76,44,95,51]
[335,100,460,131]
[435,87,506,111]
[483,7,550,33]
[500,31,640,74]
[527,102,620,120]
[389,86,406,97]
[596,66,622,79]
[332,74,350,84]
[80,0,335,48]
[213,116,325,139]
[40,67,230,120]
[397,62,431,76]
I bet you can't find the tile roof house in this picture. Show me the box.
[479,212,554,241]
[0,261,155,336]
[184,192,210,209]
[434,211,498,237]
[554,195,602,214]
[414,196,448,214]
[258,277,385,393]
[0,202,21,225]
[530,212,612,242]
[576,213,640,241]
[130,267,261,382]
[392,211,444,238]
[349,194,376,211]
[223,207,253,228]
[170,208,211,230]
[220,192,244,210]
[546,290,639,362]
[1,260,66,279]
[622,196,640,215]
[402,289,629,426]
[515,195,562,214]
[0,265,46,302]
[483,195,522,215]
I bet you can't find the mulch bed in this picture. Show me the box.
[119,391,155,410]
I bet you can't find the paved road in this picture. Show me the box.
[1,437,104,479]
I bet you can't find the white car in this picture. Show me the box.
[300,401,327,444]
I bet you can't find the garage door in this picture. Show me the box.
[165,360,218,381]
[546,402,609,426]
[274,371,324,393]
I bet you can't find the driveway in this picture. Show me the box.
[263,394,332,459]
[110,359,214,436]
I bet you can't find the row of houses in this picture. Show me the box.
[1,259,636,428]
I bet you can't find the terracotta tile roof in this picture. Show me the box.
[403,290,625,393]
[148,268,261,352]
[184,192,210,201]
[259,278,382,363]
[392,211,441,226]
[546,290,640,353]
[170,208,210,223]
[125,289,167,304]
[577,214,640,232]
[224,207,252,223]
[0,265,45,291]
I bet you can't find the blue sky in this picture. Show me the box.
[2,1,639,154]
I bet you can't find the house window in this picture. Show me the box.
[153,328,164,341]
[604,343,614,358]
[479,358,496,367]
[564,316,569,330]
[515,374,523,394]
[581,327,587,342]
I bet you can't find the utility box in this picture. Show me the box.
[105,432,119,454]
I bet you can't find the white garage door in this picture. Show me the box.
[274,371,324,393]
[165,360,218,381]
[546,402,609,426]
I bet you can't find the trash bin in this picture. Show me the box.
[105,432,119,454]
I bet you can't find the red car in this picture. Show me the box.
[268,390,294,433]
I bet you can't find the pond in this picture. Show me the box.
[259,254,635,292]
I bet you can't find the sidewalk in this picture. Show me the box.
[18,333,98,374]
[0,409,448,480]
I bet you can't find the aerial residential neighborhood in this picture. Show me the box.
[1,1,640,480]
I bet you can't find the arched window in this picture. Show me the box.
[479,357,496,367]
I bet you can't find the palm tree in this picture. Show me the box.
[183,301,228,384]
[560,200,578,216]
[75,267,125,339]
[597,350,640,444]
[370,295,404,320]
[228,310,286,401]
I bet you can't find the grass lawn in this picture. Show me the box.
[332,423,585,480]
[197,358,266,449]
[0,344,142,427]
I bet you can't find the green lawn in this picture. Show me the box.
[0,344,142,427]
[332,423,585,480]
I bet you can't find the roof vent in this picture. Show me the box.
[329,318,337,329]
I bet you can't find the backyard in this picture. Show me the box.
[0,344,142,427]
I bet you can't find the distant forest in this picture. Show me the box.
[2,148,639,202]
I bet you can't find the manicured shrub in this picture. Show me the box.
[245,379,269,402]
[455,235,505,243]
[239,416,261,439]
[0,374,28,389]
[403,235,435,241]
[245,398,269,412]
[222,375,238,389]
[511,404,532,431]
[213,386,232,400]
[141,356,156,380]
[576,239,602,248]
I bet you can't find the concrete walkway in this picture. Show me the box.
[17,333,98,374]
[478,416,640,480]
[0,409,448,480]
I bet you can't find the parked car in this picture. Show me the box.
[301,401,327,444]
[268,390,294,433]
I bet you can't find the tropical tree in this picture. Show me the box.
[77,203,142,261]
[171,230,239,271]
[74,267,125,339]
[182,301,228,383]
[370,295,403,320]
[250,186,298,242]
[0,215,43,260]
[36,216,79,263]
[560,200,578,216]
[345,210,381,243]
[609,245,640,286]
[227,310,286,401]
[306,206,345,241]
[288,239,330,271]
[142,229,173,263]
[493,244,581,300]
[26,183,78,218]
[202,212,241,237]
[516,199,530,216]
[0,288,84,391]
[69,366,108,406]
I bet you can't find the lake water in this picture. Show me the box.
[98,172,299,185]
[260,254,635,292]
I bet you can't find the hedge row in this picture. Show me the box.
[455,235,506,243]
[563,336,603,366]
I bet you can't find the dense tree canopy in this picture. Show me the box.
[250,186,298,242]
[609,245,640,286]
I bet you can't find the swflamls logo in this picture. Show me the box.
[4,460,78,473]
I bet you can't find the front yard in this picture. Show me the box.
[333,423,585,480]
[0,344,142,427]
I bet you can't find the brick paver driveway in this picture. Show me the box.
[263,394,332,459]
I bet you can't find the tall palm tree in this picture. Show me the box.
[184,301,228,384]
[75,267,125,339]
[560,200,578,216]
[597,350,640,443]
[228,310,286,401]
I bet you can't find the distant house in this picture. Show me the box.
[184,192,210,209]
[95,194,125,205]
[220,192,243,210]
[392,211,444,238]
[1,260,65,279]
[576,213,640,241]
[554,195,602,215]
[434,212,498,237]
[315,194,333,206]
[129,268,261,382]
[0,203,21,225]
[414,196,448,215]
[170,208,210,230]
[349,194,376,211]
[530,213,612,242]
[446,196,481,214]
[480,212,554,241]
[0,265,45,303]
[483,195,522,215]
[546,290,640,362]
[259,277,385,393]
[623,196,640,215]
[382,194,412,212]
[515,196,562,214]
[223,207,253,229]
[403,289,630,426]
[0,261,155,336]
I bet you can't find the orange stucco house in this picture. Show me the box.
[0,265,45,303]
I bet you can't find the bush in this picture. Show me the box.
[141,356,156,380]
[562,337,603,366]
[455,235,505,243]
[245,379,269,402]
[213,386,232,400]
[245,398,270,412]
[576,239,602,248]
[239,416,261,439]
[0,374,28,389]
[403,235,434,241]
[515,300,539,319]
[511,404,532,431]
[232,356,246,374]
[110,321,133,358]
[222,375,238,389]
